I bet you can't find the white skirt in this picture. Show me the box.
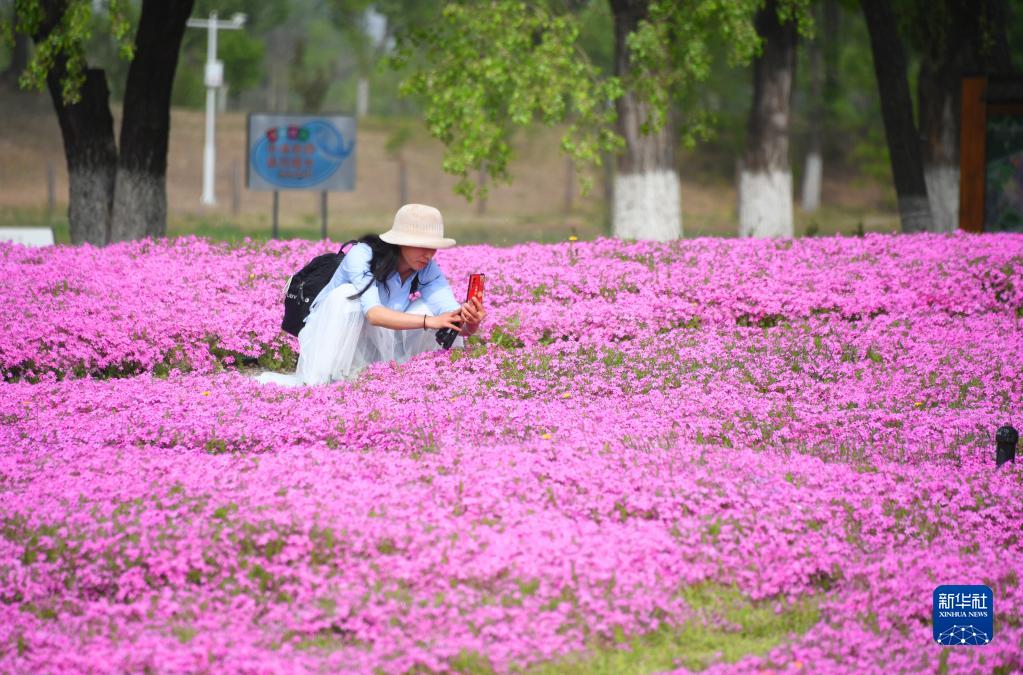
[295,283,463,385]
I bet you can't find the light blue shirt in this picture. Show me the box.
[310,242,461,317]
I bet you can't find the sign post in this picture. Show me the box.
[320,191,328,239]
[246,114,357,239]
[186,12,247,206]
[272,191,280,239]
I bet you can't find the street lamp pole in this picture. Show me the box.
[186,11,246,206]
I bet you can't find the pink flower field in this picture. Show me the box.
[1,233,1022,673]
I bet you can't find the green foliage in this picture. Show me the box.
[393,0,816,202]
[257,341,298,372]
[789,2,891,181]
[170,64,206,109]
[218,29,265,94]
[527,583,820,674]
[894,0,1011,70]
[628,0,754,140]
[384,125,413,157]
[632,0,814,141]
[79,0,140,100]
[450,649,496,673]
[172,0,282,107]
[289,36,332,112]
[575,1,614,74]
[484,314,526,351]
[204,437,230,455]
[5,0,281,108]
[3,0,134,103]
[393,1,623,201]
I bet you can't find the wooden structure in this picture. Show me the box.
[960,76,1023,232]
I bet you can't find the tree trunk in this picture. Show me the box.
[45,64,118,246]
[860,0,931,233]
[799,44,822,213]
[801,0,836,213]
[917,0,1012,233]
[1,32,29,87]
[397,156,408,207]
[917,52,963,232]
[357,76,370,118]
[477,165,487,215]
[32,2,117,246]
[111,0,195,241]
[609,0,681,241]
[739,0,798,238]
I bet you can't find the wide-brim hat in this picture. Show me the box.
[379,203,456,249]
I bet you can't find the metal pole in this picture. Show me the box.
[398,156,407,206]
[231,159,241,215]
[46,161,56,217]
[188,12,245,206]
[477,165,486,215]
[320,191,328,240]
[200,12,219,205]
[564,157,574,213]
[272,190,279,239]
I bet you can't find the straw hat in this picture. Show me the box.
[379,204,456,249]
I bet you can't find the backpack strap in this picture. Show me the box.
[338,239,359,256]
[341,240,421,297]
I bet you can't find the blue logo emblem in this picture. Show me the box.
[933,585,993,645]
[251,120,355,189]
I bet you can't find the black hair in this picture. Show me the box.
[347,234,419,300]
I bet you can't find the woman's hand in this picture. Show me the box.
[458,297,486,336]
[426,310,462,332]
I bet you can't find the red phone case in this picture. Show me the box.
[466,273,484,305]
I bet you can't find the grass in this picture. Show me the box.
[0,207,69,243]
[284,582,820,673]
[1,92,899,246]
[1,199,898,248]
[0,204,614,247]
[521,584,820,674]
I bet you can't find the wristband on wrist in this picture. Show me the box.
[423,314,427,330]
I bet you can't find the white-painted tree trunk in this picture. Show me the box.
[68,167,113,246]
[610,1,682,242]
[740,0,797,239]
[739,168,794,238]
[897,195,933,232]
[111,171,167,241]
[800,151,822,212]
[356,77,370,118]
[612,170,681,241]
[923,163,959,232]
[862,0,933,233]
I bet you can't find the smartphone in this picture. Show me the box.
[436,273,484,350]
[466,273,485,306]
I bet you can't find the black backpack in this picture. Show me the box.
[281,240,420,337]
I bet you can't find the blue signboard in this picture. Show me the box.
[246,114,356,191]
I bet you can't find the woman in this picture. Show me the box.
[295,203,485,384]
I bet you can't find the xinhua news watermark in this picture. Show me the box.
[933,585,994,646]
